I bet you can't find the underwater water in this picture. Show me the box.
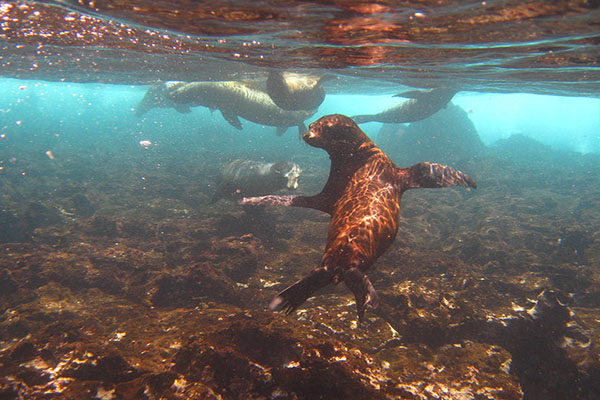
[0,1,599,400]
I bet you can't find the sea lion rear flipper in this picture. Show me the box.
[317,74,335,85]
[403,162,477,190]
[393,90,426,99]
[135,82,168,116]
[269,267,333,315]
[343,268,379,321]
[350,115,373,124]
[276,126,287,136]
[297,123,307,136]
[220,110,243,130]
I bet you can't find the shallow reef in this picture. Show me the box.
[0,132,599,400]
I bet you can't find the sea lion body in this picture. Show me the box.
[266,71,331,111]
[352,88,458,124]
[211,159,302,203]
[240,114,476,319]
[136,81,314,135]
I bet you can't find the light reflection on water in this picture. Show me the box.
[0,0,597,96]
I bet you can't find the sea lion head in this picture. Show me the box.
[303,114,372,154]
[270,161,302,190]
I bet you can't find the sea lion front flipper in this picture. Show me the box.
[403,162,477,190]
[239,194,299,207]
[239,194,330,214]
[276,126,287,136]
[220,110,243,130]
[174,104,192,114]
[269,267,333,315]
[343,268,379,321]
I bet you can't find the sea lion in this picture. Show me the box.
[210,159,302,203]
[135,82,192,117]
[135,81,314,136]
[266,70,332,111]
[240,114,476,320]
[352,87,458,124]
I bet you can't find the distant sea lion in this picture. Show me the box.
[352,88,458,124]
[135,81,314,136]
[211,159,302,203]
[240,114,476,319]
[135,82,192,117]
[266,71,332,111]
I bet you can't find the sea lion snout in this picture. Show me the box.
[304,114,351,143]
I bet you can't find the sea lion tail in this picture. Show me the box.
[351,114,374,124]
[269,267,333,315]
[403,162,477,190]
[297,123,307,136]
[317,74,336,85]
[135,82,169,117]
[343,268,379,321]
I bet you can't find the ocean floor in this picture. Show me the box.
[0,131,599,399]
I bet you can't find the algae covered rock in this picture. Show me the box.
[378,104,486,165]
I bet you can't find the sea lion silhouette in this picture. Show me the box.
[210,159,302,203]
[352,87,458,124]
[136,81,314,136]
[240,114,476,320]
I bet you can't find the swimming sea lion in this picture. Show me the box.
[134,82,192,117]
[352,87,458,124]
[240,114,476,320]
[136,81,314,136]
[266,71,332,111]
[210,159,302,203]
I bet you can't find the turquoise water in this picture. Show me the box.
[1,78,597,161]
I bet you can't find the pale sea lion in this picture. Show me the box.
[134,82,191,117]
[136,81,315,136]
[240,114,476,320]
[266,71,332,111]
[211,159,302,203]
[352,87,458,124]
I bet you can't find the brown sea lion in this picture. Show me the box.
[266,71,332,111]
[352,87,458,124]
[210,159,302,203]
[240,114,476,320]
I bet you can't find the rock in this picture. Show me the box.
[9,341,38,363]
[380,104,486,166]
[24,202,62,228]
[0,209,29,243]
[62,354,141,383]
[0,268,19,297]
[81,215,118,237]
[71,193,95,218]
[173,313,391,400]
[150,263,245,308]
